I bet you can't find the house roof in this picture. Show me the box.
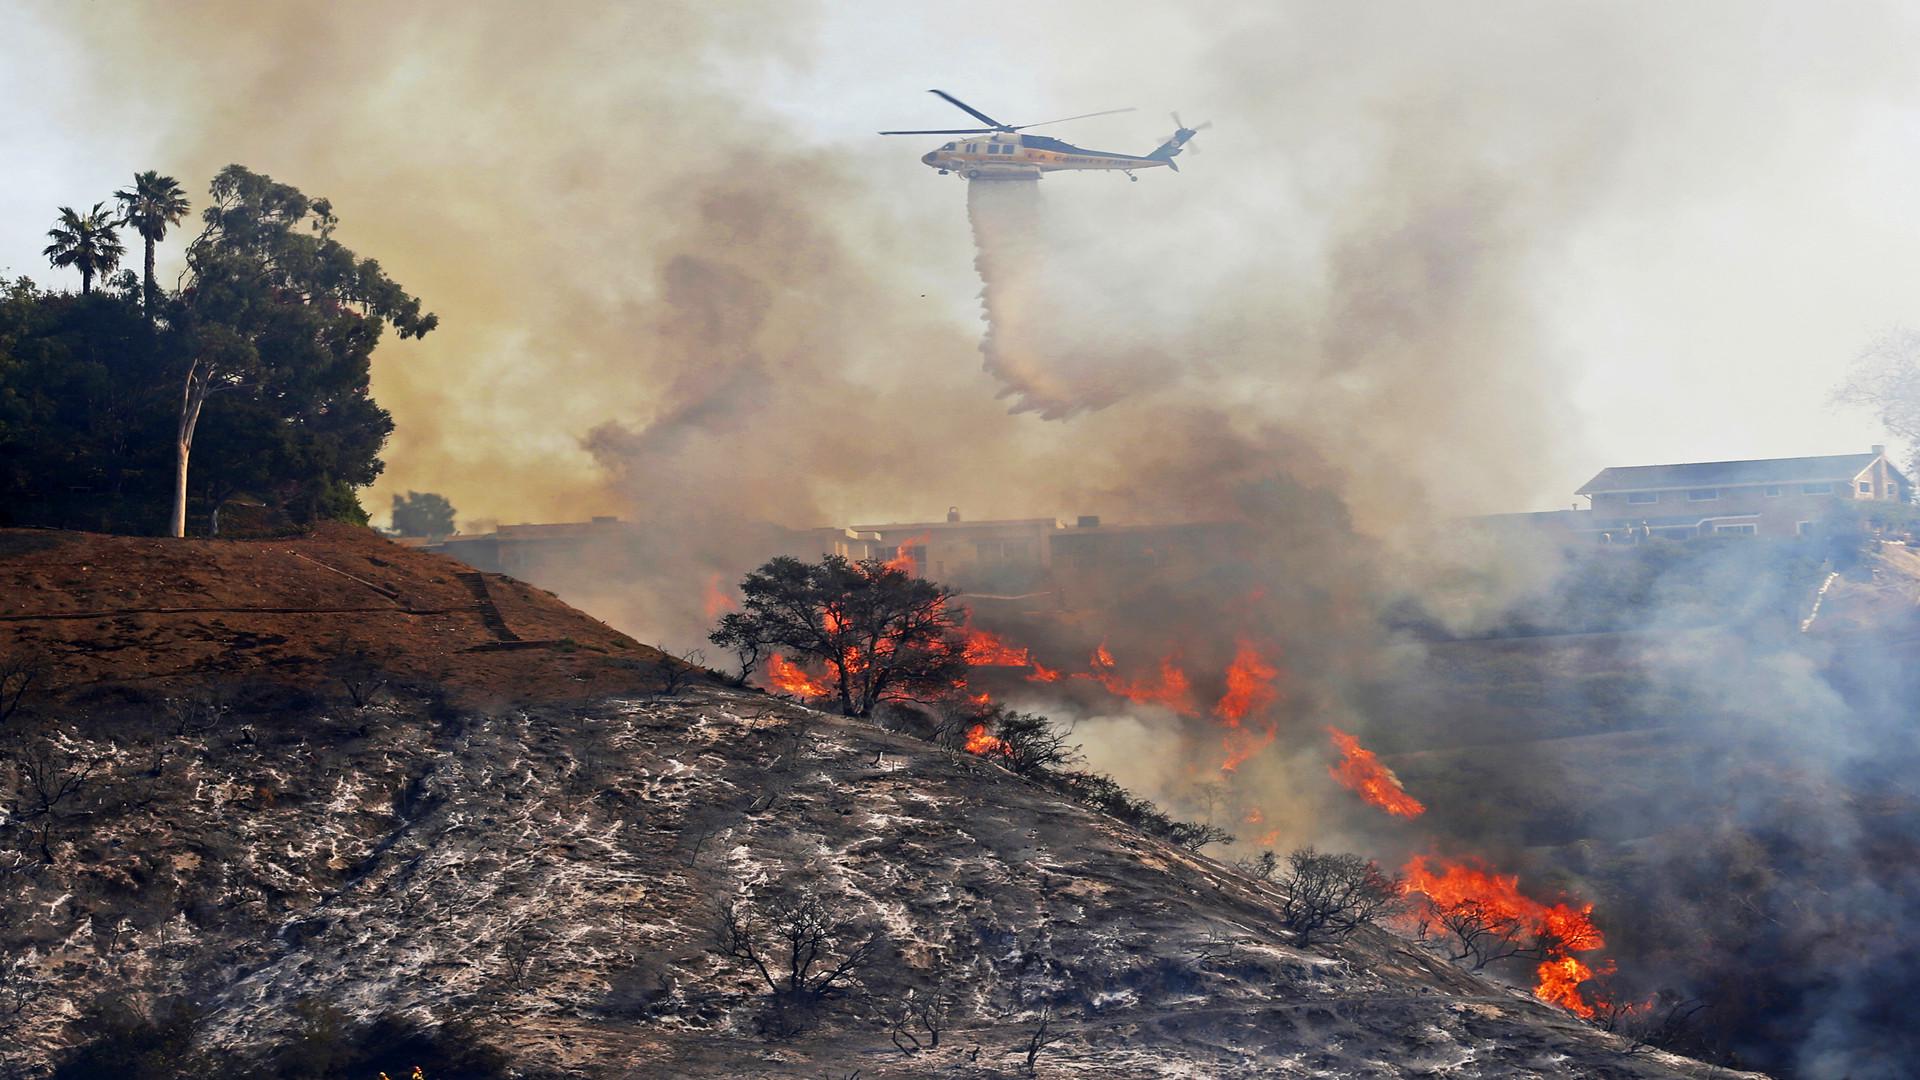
[1576,453,1893,495]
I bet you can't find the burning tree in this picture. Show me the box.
[1403,855,1609,1015]
[709,555,969,717]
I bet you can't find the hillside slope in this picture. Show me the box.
[0,528,1748,1077]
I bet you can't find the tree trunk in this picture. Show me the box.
[171,360,210,539]
[80,268,92,296]
[143,237,156,322]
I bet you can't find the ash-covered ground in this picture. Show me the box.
[1,680,1754,1078]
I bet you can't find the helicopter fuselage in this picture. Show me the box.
[920,131,1170,180]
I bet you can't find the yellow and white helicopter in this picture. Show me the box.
[881,89,1207,182]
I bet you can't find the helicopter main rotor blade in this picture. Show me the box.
[929,89,1009,130]
[878,128,998,135]
[1011,106,1136,131]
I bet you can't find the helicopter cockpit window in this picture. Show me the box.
[941,142,955,151]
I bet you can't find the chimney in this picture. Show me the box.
[1872,444,1887,458]
[947,506,960,523]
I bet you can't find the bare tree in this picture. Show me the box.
[499,928,544,989]
[1836,328,1920,478]
[887,985,952,1055]
[6,739,101,862]
[715,885,881,1001]
[1421,898,1556,972]
[0,896,39,1053]
[721,636,764,688]
[1598,990,1709,1057]
[1190,780,1228,825]
[162,683,228,738]
[1234,850,1281,881]
[653,645,706,697]
[0,650,47,728]
[327,637,389,708]
[1276,848,1403,947]
[1017,1006,1065,1076]
[1166,821,1236,853]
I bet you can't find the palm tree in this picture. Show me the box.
[114,171,190,318]
[42,203,125,296]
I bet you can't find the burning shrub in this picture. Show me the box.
[709,555,969,717]
[963,708,1080,776]
[1403,856,1609,1015]
[1275,848,1404,947]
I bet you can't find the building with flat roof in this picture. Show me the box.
[1572,446,1909,539]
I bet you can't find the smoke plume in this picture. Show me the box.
[39,2,1920,1072]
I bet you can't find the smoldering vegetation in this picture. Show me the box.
[1377,533,1920,1076]
[35,1,1920,1075]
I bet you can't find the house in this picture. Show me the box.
[1573,446,1910,540]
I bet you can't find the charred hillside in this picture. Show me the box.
[0,527,1750,1078]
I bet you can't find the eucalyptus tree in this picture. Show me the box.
[169,165,435,537]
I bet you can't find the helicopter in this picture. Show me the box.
[880,90,1208,182]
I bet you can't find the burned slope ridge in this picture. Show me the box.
[0,529,1745,1077]
[0,699,1750,1079]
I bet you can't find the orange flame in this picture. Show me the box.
[1536,956,1604,1017]
[964,723,1008,756]
[962,625,1032,666]
[1220,721,1277,773]
[1025,661,1063,683]
[702,572,737,620]
[883,533,930,576]
[1214,641,1282,772]
[1079,643,1199,715]
[1214,641,1280,722]
[1326,726,1425,818]
[1402,855,1608,1016]
[766,654,832,699]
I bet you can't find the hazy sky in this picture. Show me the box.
[1,1,1912,519]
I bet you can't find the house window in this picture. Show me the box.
[1859,480,1873,494]
[1763,485,1783,497]
[1627,491,1659,505]
[1796,521,1815,536]
[1801,482,1832,495]
[1714,523,1757,535]
[1687,489,1718,501]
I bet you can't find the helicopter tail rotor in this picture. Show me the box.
[1160,112,1212,154]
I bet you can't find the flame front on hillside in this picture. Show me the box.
[1326,726,1425,818]
[1402,855,1609,1017]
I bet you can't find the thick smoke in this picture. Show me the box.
[42,2,1920,1073]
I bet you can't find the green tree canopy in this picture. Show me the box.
[0,165,435,535]
[390,491,456,536]
[167,165,437,535]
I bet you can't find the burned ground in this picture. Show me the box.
[0,527,1747,1077]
